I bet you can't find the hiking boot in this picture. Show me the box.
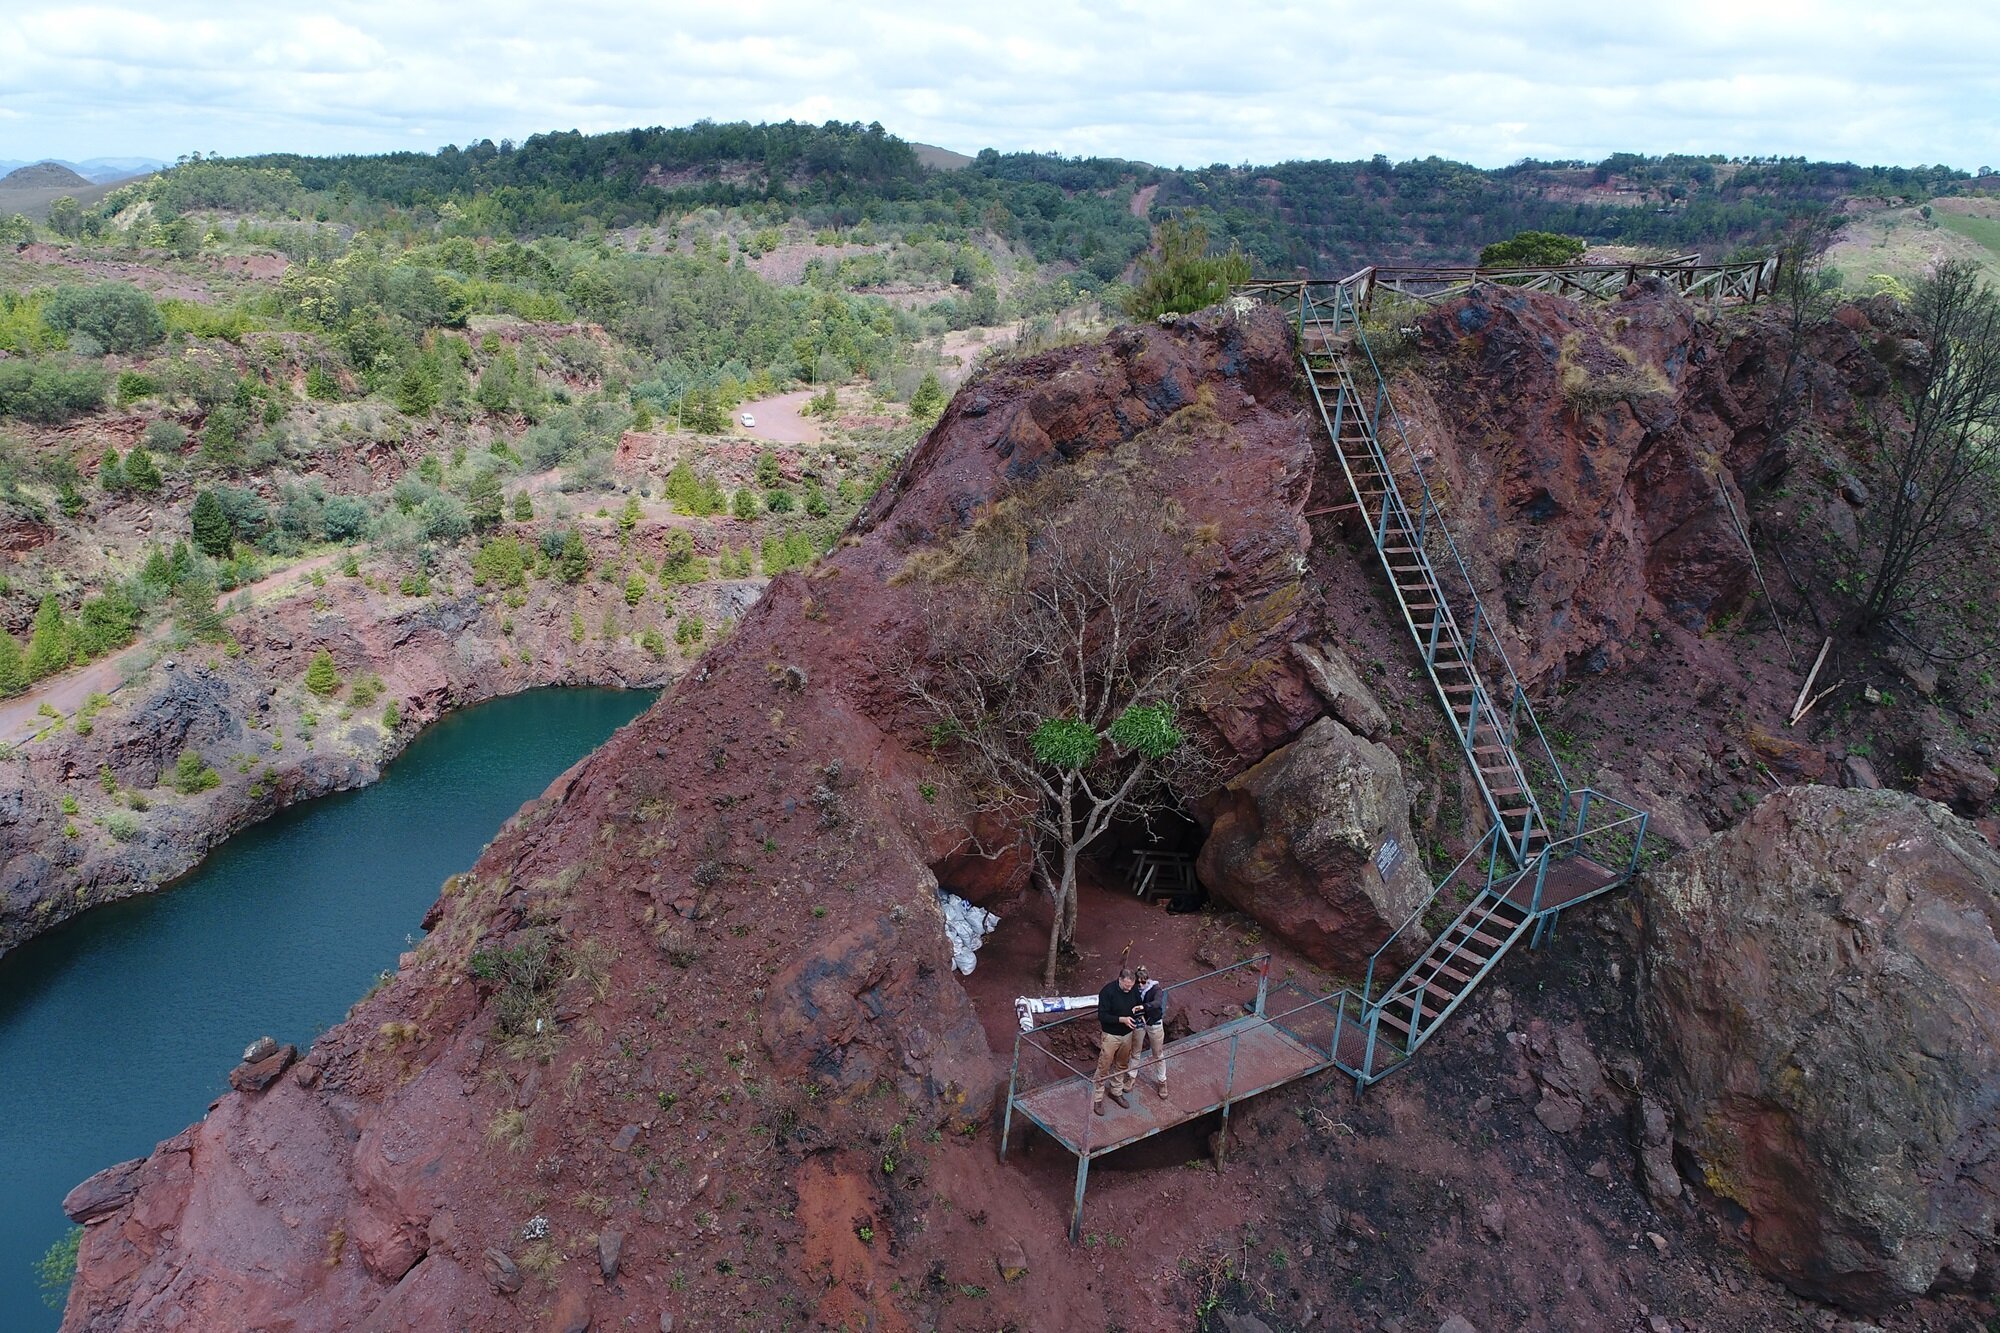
[1109,1090,1131,1109]
[1155,1082,1169,1099]
[1093,1100,1107,1117]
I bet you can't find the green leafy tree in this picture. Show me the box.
[46,196,81,239]
[1122,217,1251,320]
[44,282,166,354]
[909,371,946,419]
[36,1226,80,1310]
[467,468,504,531]
[304,648,342,696]
[25,595,74,679]
[765,488,794,514]
[305,365,340,401]
[124,445,163,494]
[190,489,233,556]
[1478,231,1586,268]
[555,529,591,583]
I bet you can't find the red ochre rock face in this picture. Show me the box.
[62,305,1329,1333]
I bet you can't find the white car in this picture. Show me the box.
[740,412,756,428]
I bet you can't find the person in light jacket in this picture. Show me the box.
[1129,964,1169,1099]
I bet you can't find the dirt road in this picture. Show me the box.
[0,552,339,748]
[733,388,822,444]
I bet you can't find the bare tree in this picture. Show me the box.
[1771,215,1845,446]
[1854,259,2000,635]
[910,476,1231,988]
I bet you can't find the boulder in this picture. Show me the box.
[228,1042,297,1094]
[1917,749,1997,815]
[1196,717,1433,971]
[1290,640,1389,739]
[1638,787,2000,1309]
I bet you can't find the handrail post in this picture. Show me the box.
[1070,1064,1094,1245]
[1255,955,1270,1017]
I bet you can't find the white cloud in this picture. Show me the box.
[0,0,1993,169]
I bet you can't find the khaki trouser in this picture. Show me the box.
[1092,1029,1138,1105]
[1129,1021,1167,1087]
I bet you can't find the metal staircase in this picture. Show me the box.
[1279,277,1653,1086]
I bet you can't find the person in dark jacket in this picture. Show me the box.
[1092,967,1143,1115]
[1128,964,1169,1098]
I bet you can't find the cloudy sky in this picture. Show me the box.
[3,0,1994,170]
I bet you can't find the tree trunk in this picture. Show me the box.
[1039,866,1062,993]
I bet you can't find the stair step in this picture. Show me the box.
[1442,922,1510,953]
[1414,957,1475,988]
[1442,682,1478,694]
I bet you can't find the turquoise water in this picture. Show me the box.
[0,687,656,1329]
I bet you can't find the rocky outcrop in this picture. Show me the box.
[1410,281,1894,687]
[1196,716,1433,970]
[1638,787,2000,1309]
[65,304,1327,1332]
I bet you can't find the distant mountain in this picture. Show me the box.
[1,161,92,189]
[74,157,166,183]
[0,157,163,185]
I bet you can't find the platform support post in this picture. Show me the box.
[998,1033,1021,1162]
[1069,1153,1090,1245]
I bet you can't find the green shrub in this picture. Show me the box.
[304,648,342,696]
[675,614,705,646]
[1478,230,1586,268]
[382,698,403,729]
[623,571,646,606]
[0,358,108,424]
[44,283,166,355]
[472,535,528,588]
[639,626,667,658]
[124,444,163,494]
[304,365,340,401]
[1122,218,1251,320]
[512,491,534,521]
[36,1226,80,1310]
[115,370,158,406]
[105,810,141,842]
[0,629,26,696]
[169,750,220,795]
[399,571,430,597]
[731,488,757,521]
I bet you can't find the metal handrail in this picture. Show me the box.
[1360,824,1505,1006]
[1014,953,1269,1039]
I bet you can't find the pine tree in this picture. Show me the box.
[24,596,72,680]
[0,629,27,696]
[124,446,162,494]
[99,448,126,493]
[910,371,946,419]
[468,469,504,531]
[512,491,534,522]
[304,648,342,697]
[619,493,642,534]
[732,488,758,521]
[191,490,232,557]
[664,461,700,513]
[556,530,591,583]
